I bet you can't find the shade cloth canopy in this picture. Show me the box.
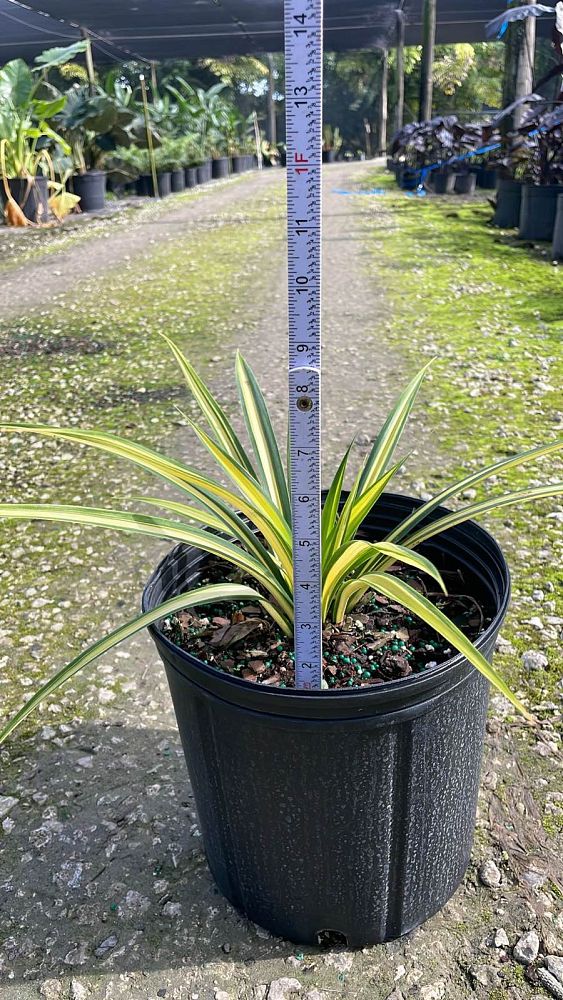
[0,0,556,63]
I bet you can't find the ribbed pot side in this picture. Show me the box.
[143,494,509,946]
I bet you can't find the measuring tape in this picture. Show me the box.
[285,0,323,690]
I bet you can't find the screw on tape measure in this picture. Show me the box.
[284,0,323,690]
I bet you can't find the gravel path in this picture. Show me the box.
[0,176,267,316]
[0,163,560,1000]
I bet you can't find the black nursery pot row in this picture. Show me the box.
[3,154,258,222]
[136,155,256,199]
[4,170,109,220]
[493,178,563,250]
[388,160,497,195]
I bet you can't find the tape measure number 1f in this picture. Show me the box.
[285,0,323,690]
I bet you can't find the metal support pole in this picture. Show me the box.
[377,49,389,154]
[395,8,405,132]
[139,74,159,199]
[418,0,436,120]
[267,53,277,147]
[81,28,96,95]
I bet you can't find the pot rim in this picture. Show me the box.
[143,492,511,717]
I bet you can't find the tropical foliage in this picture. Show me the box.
[391,116,499,169]
[513,103,563,184]
[0,340,562,742]
[0,43,86,179]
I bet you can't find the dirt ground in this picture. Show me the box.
[0,163,561,1000]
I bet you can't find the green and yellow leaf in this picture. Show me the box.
[357,573,534,721]
[235,351,291,522]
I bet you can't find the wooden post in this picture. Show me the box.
[150,61,158,95]
[502,0,537,131]
[253,111,263,169]
[515,0,537,126]
[139,74,159,198]
[81,28,96,95]
[377,49,389,154]
[364,118,372,159]
[395,8,405,133]
[419,0,436,120]
[267,53,277,147]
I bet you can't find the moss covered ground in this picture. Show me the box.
[361,168,562,718]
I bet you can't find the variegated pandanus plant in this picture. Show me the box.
[1,336,562,741]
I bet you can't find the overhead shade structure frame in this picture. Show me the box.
[0,0,556,63]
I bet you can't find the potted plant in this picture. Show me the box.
[492,146,524,228]
[472,144,500,190]
[166,78,227,181]
[427,117,460,193]
[0,344,560,945]
[0,43,84,224]
[261,138,280,168]
[515,104,563,241]
[389,123,421,189]
[451,122,485,195]
[105,144,143,194]
[390,118,461,192]
[156,136,186,192]
[225,109,254,173]
[113,146,169,198]
[47,157,81,220]
[209,134,230,179]
[55,82,144,212]
[322,125,343,163]
[183,134,202,188]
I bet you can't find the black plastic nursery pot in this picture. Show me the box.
[231,155,247,173]
[454,171,477,196]
[197,160,212,184]
[212,156,230,179]
[143,492,510,947]
[136,172,172,197]
[157,171,172,197]
[519,183,563,242]
[322,149,337,163]
[72,170,106,212]
[398,167,420,191]
[476,166,497,190]
[6,175,48,222]
[493,177,522,228]
[432,169,455,195]
[170,168,185,193]
[136,174,157,197]
[185,166,199,188]
[553,194,563,261]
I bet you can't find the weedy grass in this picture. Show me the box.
[362,168,563,709]
[0,183,285,723]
